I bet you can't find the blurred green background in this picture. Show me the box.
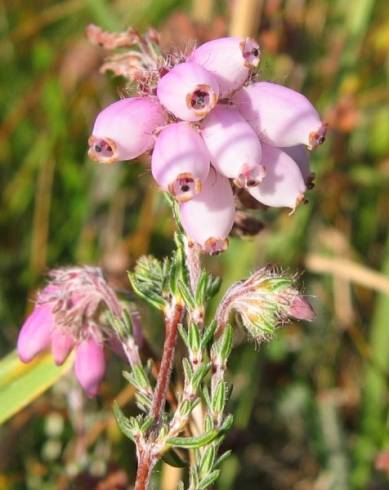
[1,0,389,488]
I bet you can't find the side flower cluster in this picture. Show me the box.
[88,33,327,254]
[17,267,122,396]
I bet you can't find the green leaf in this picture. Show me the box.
[162,448,188,468]
[113,402,137,441]
[198,470,221,489]
[212,381,226,415]
[166,429,220,449]
[177,279,196,309]
[188,323,201,354]
[201,321,217,349]
[199,445,216,476]
[0,351,73,425]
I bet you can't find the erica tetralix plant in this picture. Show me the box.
[87,25,326,255]
[13,25,324,490]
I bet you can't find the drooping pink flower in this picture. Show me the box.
[74,338,106,397]
[232,82,327,149]
[17,304,54,363]
[151,122,210,202]
[201,105,265,187]
[179,169,235,254]
[282,145,313,184]
[188,37,260,97]
[16,267,123,396]
[247,144,306,211]
[88,97,167,163]
[51,330,75,366]
[157,62,219,121]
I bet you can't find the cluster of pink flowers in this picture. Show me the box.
[88,35,326,255]
[17,267,122,396]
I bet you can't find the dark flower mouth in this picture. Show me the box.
[168,173,202,202]
[241,39,261,68]
[203,237,228,255]
[191,89,210,110]
[308,123,328,150]
[186,84,217,116]
[88,136,118,163]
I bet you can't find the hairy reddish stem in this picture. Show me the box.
[134,302,183,490]
[134,450,155,490]
[151,302,183,420]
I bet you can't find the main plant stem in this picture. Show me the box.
[151,302,183,420]
[134,302,183,490]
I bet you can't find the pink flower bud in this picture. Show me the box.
[151,122,210,202]
[188,37,260,97]
[289,296,316,321]
[51,331,74,366]
[74,338,106,397]
[179,169,235,254]
[233,82,327,149]
[201,105,265,187]
[17,305,54,363]
[247,144,306,210]
[88,97,167,163]
[157,62,219,121]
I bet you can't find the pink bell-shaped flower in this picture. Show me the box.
[188,37,260,97]
[17,304,54,363]
[88,97,167,163]
[233,82,327,149]
[152,122,210,202]
[247,144,306,211]
[201,105,265,187]
[179,169,235,254]
[282,145,312,184]
[157,62,219,121]
[51,331,75,366]
[74,338,106,397]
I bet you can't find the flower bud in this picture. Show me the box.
[157,62,219,121]
[289,296,316,321]
[247,144,306,211]
[188,37,260,97]
[216,266,315,342]
[201,105,265,187]
[51,331,74,366]
[179,169,235,254]
[233,82,327,149]
[74,338,106,397]
[17,305,54,363]
[88,97,167,163]
[152,122,210,202]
